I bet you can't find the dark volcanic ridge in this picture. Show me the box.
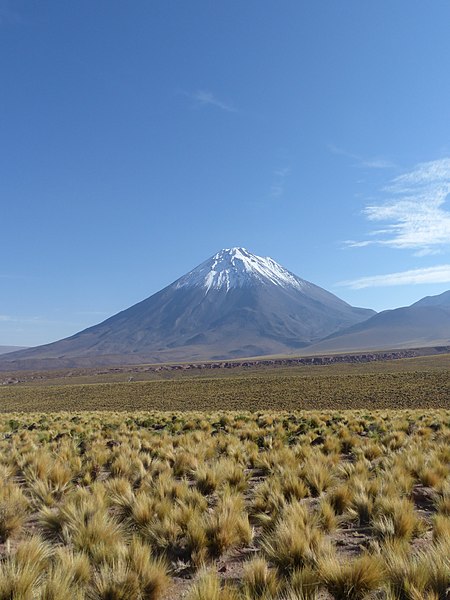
[1,247,374,369]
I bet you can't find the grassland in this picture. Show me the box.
[1,354,449,412]
[0,409,448,599]
[0,355,448,597]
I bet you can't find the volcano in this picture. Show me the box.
[0,248,375,368]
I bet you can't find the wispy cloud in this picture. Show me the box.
[362,158,396,169]
[187,90,237,113]
[340,265,450,289]
[0,315,43,324]
[328,144,396,169]
[348,158,450,254]
[0,315,82,327]
[270,167,290,199]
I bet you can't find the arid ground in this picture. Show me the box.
[0,355,448,598]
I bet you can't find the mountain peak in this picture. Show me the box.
[175,247,307,292]
[0,247,376,368]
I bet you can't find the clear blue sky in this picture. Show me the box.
[2,1,450,346]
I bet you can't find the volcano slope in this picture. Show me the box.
[0,247,374,369]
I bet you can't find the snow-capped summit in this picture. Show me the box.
[175,247,307,292]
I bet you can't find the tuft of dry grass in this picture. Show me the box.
[0,482,29,549]
[286,566,321,600]
[187,569,239,600]
[383,539,450,600]
[372,497,422,542]
[318,553,385,600]
[242,557,279,599]
[205,489,253,559]
[262,501,327,574]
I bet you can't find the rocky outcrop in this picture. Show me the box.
[4,346,449,386]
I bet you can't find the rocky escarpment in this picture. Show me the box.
[3,347,448,386]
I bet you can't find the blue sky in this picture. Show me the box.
[2,1,450,346]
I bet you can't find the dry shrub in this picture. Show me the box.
[383,539,450,600]
[39,563,84,600]
[262,501,326,574]
[71,510,126,565]
[53,547,91,586]
[348,490,374,527]
[0,482,29,547]
[318,553,384,600]
[317,499,338,533]
[373,497,422,542]
[187,569,238,600]
[127,538,169,599]
[287,566,321,600]
[251,477,285,528]
[195,466,219,495]
[328,485,353,515]
[242,557,279,599]
[0,536,52,598]
[172,451,198,477]
[301,456,335,497]
[0,409,447,599]
[205,490,253,558]
[87,561,141,600]
[280,473,309,502]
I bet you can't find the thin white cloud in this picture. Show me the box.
[349,158,450,253]
[388,159,450,188]
[0,315,81,326]
[189,90,237,113]
[0,315,42,324]
[343,240,373,248]
[362,158,396,169]
[328,144,396,169]
[270,167,290,199]
[340,264,450,289]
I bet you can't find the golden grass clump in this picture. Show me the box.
[318,553,385,599]
[286,565,321,600]
[300,455,335,497]
[0,482,29,549]
[372,497,422,542]
[205,489,253,559]
[383,539,450,600]
[0,536,52,598]
[187,569,239,600]
[262,501,327,574]
[242,557,279,599]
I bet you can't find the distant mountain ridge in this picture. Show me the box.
[0,247,374,369]
[412,289,450,308]
[306,290,450,353]
[0,346,28,355]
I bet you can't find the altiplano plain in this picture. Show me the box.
[0,355,448,598]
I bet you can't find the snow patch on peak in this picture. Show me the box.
[175,247,308,293]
